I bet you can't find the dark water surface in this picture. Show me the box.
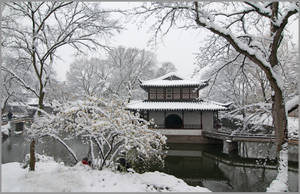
[1,134,298,192]
[163,143,298,192]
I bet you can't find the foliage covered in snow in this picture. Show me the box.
[66,58,112,99]
[1,156,210,192]
[2,2,122,110]
[29,96,167,171]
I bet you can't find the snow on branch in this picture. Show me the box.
[29,96,167,171]
[193,2,289,91]
[244,2,272,18]
[0,65,39,97]
[286,95,299,113]
[40,134,79,163]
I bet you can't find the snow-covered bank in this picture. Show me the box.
[1,157,210,192]
[1,123,10,136]
[229,114,298,138]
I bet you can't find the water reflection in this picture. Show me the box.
[1,134,89,165]
[2,135,29,164]
[1,135,298,192]
[163,143,298,192]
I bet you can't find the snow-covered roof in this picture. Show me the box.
[140,72,208,88]
[126,100,228,111]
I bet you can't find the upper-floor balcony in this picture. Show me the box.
[138,72,209,101]
[146,87,200,101]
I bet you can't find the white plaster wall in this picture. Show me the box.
[184,111,201,126]
[202,111,213,130]
[149,110,214,129]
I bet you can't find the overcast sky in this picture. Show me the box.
[53,2,299,81]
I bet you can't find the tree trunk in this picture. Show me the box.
[29,139,36,171]
[38,90,45,112]
[268,2,288,190]
[271,87,288,162]
[269,85,289,191]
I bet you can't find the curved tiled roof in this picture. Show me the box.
[140,80,207,87]
[126,100,228,111]
[140,72,208,88]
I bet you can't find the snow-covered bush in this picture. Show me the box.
[29,96,167,171]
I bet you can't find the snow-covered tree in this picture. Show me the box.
[194,36,298,135]
[0,66,18,113]
[195,36,298,105]
[133,1,298,191]
[1,2,122,111]
[155,62,177,78]
[0,4,3,128]
[29,96,167,171]
[0,54,31,113]
[66,58,112,99]
[106,46,158,101]
[1,2,122,171]
[45,80,74,104]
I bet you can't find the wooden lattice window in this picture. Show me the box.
[173,88,180,100]
[182,88,190,99]
[156,88,164,100]
[149,88,156,100]
[166,88,172,100]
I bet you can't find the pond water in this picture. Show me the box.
[1,134,299,192]
[163,143,298,192]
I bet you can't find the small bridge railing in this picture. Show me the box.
[1,117,33,125]
[202,129,298,144]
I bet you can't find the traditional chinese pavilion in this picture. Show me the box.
[127,72,228,143]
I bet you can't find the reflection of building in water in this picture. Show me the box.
[165,155,225,179]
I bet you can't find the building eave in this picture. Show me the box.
[126,100,228,111]
[140,82,208,89]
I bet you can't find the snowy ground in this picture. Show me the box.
[2,156,210,192]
